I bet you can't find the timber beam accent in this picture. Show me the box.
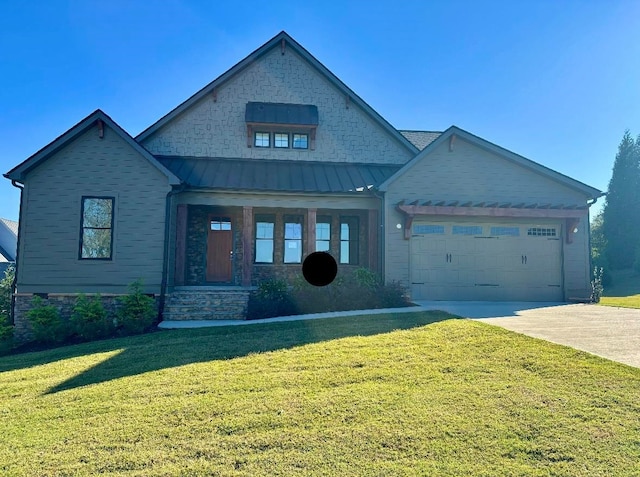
[396,203,588,240]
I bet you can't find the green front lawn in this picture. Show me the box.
[1,312,639,476]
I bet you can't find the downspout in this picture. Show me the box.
[586,195,602,280]
[8,180,24,326]
[158,184,185,323]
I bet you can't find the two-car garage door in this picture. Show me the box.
[410,220,563,301]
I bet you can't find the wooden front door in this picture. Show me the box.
[206,217,233,282]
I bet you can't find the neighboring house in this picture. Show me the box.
[4,31,603,338]
[0,218,18,276]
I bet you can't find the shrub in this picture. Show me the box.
[247,278,296,319]
[590,267,604,303]
[116,280,157,335]
[71,294,114,341]
[27,296,68,344]
[248,269,411,320]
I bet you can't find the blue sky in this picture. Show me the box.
[1,0,639,221]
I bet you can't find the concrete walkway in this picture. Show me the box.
[159,301,640,369]
[416,301,640,368]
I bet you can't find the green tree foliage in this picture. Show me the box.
[0,266,15,353]
[602,131,640,270]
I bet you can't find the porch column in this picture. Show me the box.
[306,208,317,256]
[368,209,379,272]
[174,204,188,286]
[242,206,253,286]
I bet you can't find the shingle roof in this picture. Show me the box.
[399,131,442,150]
[156,156,401,193]
[0,218,18,237]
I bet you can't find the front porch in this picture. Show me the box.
[173,203,380,289]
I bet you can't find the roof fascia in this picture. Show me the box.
[4,110,181,185]
[380,126,603,199]
[135,32,419,155]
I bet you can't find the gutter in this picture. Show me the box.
[158,184,185,323]
[7,180,24,326]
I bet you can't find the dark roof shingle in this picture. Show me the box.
[399,130,442,150]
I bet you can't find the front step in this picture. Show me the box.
[163,288,251,321]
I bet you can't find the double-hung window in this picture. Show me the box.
[255,216,275,263]
[80,197,114,259]
[316,217,331,252]
[340,217,359,265]
[284,216,303,263]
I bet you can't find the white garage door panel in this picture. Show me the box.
[410,222,562,301]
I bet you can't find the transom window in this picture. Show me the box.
[274,133,289,148]
[255,217,275,263]
[254,132,270,148]
[210,218,231,231]
[293,133,309,149]
[284,216,303,263]
[316,218,331,252]
[80,197,114,260]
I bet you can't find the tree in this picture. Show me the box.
[602,131,640,270]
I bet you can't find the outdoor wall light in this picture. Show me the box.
[396,223,402,229]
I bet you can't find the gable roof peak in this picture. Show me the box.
[4,109,180,185]
[135,32,418,154]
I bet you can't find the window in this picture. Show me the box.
[284,216,303,263]
[491,226,520,236]
[255,217,275,263]
[254,132,270,148]
[528,227,557,237]
[316,217,331,252]
[293,133,309,149]
[453,225,483,235]
[413,224,445,235]
[80,197,114,259]
[210,218,231,231]
[274,133,289,148]
[340,217,359,265]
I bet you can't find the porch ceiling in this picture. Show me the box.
[156,156,401,193]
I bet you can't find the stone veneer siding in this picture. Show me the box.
[163,289,249,321]
[12,293,160,343]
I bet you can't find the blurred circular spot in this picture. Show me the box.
[302,252,338,287]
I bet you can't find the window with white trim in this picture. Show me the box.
[255,216,275,263]
[284,216,303,263]
[254,132,270,148]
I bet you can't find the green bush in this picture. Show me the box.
[247,278,296,319]
[247,269,411,320]
[27,296,68,344]
[116,281,157,335]
[71,294,114,341]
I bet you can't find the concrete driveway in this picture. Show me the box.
[415,301,640,368]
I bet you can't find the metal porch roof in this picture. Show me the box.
[156,156,400,193]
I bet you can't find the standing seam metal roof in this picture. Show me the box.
[156,156,401,193]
